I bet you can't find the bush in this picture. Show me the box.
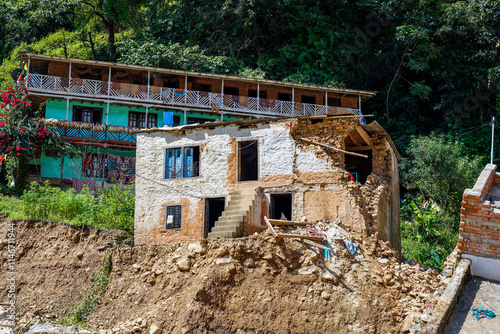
[16,181,134,233]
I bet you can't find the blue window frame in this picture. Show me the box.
[165,146,199,179]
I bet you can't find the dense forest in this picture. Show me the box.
[0,0,499,268]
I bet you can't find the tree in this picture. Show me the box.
[0,83,78,185]
[400,135,482,216]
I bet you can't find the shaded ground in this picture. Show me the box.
[444,277,500,334]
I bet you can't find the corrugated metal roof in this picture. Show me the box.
[21,53,377,100]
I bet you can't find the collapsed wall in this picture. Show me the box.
[134,116,400,250]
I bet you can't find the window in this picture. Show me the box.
[301,95,316,104]
[328,97,341,107]
[82,153,107,178]
[173,115,181,127]
[248,89,267,98]
[187,117,210,125]
[73,106,103,124]
[128,111,157,129]
[165,146,200,179]
[225,86,239,96]
[278,93,292,101]
[165,205,182,229]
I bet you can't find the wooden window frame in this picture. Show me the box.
[165,205,182,229]
[73,106,103,124]
[165,146,200,179]
[128,111,158,129]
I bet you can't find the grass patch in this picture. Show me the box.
[0,181,135,233]
[59,252,113,327]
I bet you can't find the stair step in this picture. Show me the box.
[211,225,239,233]
[208,231,239,238]
[214,220,242,226]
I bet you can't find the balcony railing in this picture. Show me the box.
[45,119,137,143]
[27,74,365,123]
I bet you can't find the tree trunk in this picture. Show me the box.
[108,21,116,61]
[15,156,29,188]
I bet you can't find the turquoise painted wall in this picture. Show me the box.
[41,99,244,179]
[41,146,136,179]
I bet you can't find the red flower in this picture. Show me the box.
[16,146,20,151]
[16,153,20,155]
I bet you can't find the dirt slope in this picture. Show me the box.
[1,216,446,333]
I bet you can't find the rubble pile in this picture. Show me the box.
[1,216,462,333]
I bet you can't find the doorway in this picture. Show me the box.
[204,197,225,238]
[270,194,292,221]
[345,150,372,184]
[238,140,258,181]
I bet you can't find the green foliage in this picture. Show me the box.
[400,197,458,270]
[409,201,440,240]
[16,181,135,232]
[401,135,482,216]
[60,251,112,326]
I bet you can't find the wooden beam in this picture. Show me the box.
[302,239,332,251]
[268,219,307,226]
[355,126,372,146]
[346,145,382,151]
[276,233,324,242]
[347,133,360,146]
[264,216,278,238]
[299,138,368,159]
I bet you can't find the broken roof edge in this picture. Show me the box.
[138,115,401,160]
[361,121,401,161]
[21,53,377,100]
[137,114,366,134]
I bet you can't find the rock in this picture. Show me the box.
[262,253,273,260]
[321,272,334,281]
[150,324,162,334]
[176,258,191,271]
[216,257,232,265]
[321,291,331,300]
[378,258,389,264]
[27,324,79,332]
[420,313,431,323]
[298,266,320,275]
[188,243,205,254]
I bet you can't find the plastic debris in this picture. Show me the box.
[343,240,356,255]
[471,306,496,321]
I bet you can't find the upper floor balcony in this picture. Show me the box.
[27,73,366,122]
[22,54,376,124]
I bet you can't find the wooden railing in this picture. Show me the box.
[45,120,137,143]
[27,74,365,123]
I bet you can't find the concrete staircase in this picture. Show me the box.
[207,188,257,238]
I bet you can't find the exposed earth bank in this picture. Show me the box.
[0,216,454,333]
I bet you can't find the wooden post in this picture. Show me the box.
[358,95,361,112]
[106,102,110,125]
[59,154,65,185]
[257,83,260,112]
[101,145,107,188]
[68,62,72,89]
[325,91,328,116]
[145,106,149,128]
[108,66,111,95]
[26,57,31,81]
[147,71,150,100]
[184,109,187,125]
[299,137,369,158]
[66,98,70,120]
[184,75,188,104]
[292,87,295,115]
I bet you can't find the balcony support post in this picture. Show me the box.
[106,102,110,126]
[101,145,107,188]
[325,91,328,116]
[184,109,187,125]
[358,95,361,113]
[184,75,188,104]
[221,79,224,107]
[108,66,112,95]
[145,106,149,128]
[147,71,150,100]
[68,62,72,90]
[26,57,30,81]
[66,98,70,120]
[257,83,260,112]
[292,87,295,115]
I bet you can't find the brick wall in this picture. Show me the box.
[458,164,500,259]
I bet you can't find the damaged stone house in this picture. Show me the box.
[134,116,401,250]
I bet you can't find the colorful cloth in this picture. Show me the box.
[107,153,135,184]
[471,307,495,321]
[72,179,96,194]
